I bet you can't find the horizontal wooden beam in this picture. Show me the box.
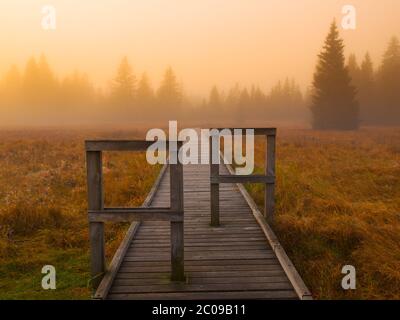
[212,128,276,136]
[85,140,156,151]
[85,140,183,152]
[211,175,275,184]
[88,208,183,222]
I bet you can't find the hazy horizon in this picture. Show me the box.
[1,0,399,96]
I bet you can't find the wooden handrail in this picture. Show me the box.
[86,140,185,290]
[209,128,276,226]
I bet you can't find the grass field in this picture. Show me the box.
[248,127,400,299]
[0,127,399,299]
[0,128,160,299]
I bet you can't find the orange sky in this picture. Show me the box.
[0,0,399,96]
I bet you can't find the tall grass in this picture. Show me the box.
[247,128,400,299]
[0,129,160,299]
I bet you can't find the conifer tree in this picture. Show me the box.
[311,21,359,130]
[377,36,400,124]
[359,53,376,123]
[136,73,155,119]
[157,67,182,118]
[137,73,154,106]
[111,57,136,116]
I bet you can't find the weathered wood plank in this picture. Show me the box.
[110,282,293,293]
[265,134,276,221]
[93,162,168,299]
[86,151,105,290]
[104,131,309,300]
[212,175,275,184]
[107,290,297,300]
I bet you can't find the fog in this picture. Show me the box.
[0,0,399,126]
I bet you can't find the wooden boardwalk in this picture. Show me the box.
[88,133,311,300]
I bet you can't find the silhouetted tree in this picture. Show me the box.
[136,73,155,120]
[110,57,136,117]
[377,36,400,124]
[311,21,359,130]
[347,54,361,87]
[207,85,223,118]
[358,53,376,123]
[157,67,182,118]
[61,71,95,118]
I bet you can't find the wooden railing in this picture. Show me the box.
[85,140,184,289]
[209,128,276,226]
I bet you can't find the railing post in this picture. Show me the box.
[170,142,185,281]
[209,135,220,227]
[86,151,106,289]
[265,134,276,221]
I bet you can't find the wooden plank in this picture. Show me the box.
[86,151,105,290]
[119,259,278,267]
[119,264,284,273]
[116,270,287,279]
[110,282,293,294]
[85,140,160,152]
[113,275,290,286]
[104,131,308,300]
[223,160,312,300]
[123,252,276,262]
[213,128,277,136]
[94,222,140,299]
[212,175,274,184]
[210,137,220,226]
[265,134,276,221]
[93,162,168,299]
[107,290,297,300]
[88,209,183,222]
[170,161,185,281]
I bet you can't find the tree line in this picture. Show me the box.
[311,21,400,129]
[0,22,399,128]
[0,55,184,124]
[0,54,305,125]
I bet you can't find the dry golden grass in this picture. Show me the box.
[247,127,400,299]
[0,126,399,299]
[0,128,160,299]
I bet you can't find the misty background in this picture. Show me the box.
[0,0,399,126]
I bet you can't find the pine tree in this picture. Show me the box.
[157,67,182,118]
[311,21,359,130]
[347,54,362,88]
[23,57,40,105]
[208,85,222,117]
[377,36,400,124]
[236,88,250,123]
[136,73,154,106]
[111,57,136,116]
[359,53,376,123]
[136,73,154,120]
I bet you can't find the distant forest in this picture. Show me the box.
[0,31,399,127]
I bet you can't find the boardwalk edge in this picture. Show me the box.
[93,163,169,300]
[222,154,313,300]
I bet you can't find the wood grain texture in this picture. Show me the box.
[86,151,105,289]
[105,135,304,300]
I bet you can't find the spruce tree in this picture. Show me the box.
[311,21,359,130]
[378,36,400,124]
[111,57,136,116]
[136,73,154,120]
[359,53,376,123]
[157,67,182,119]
